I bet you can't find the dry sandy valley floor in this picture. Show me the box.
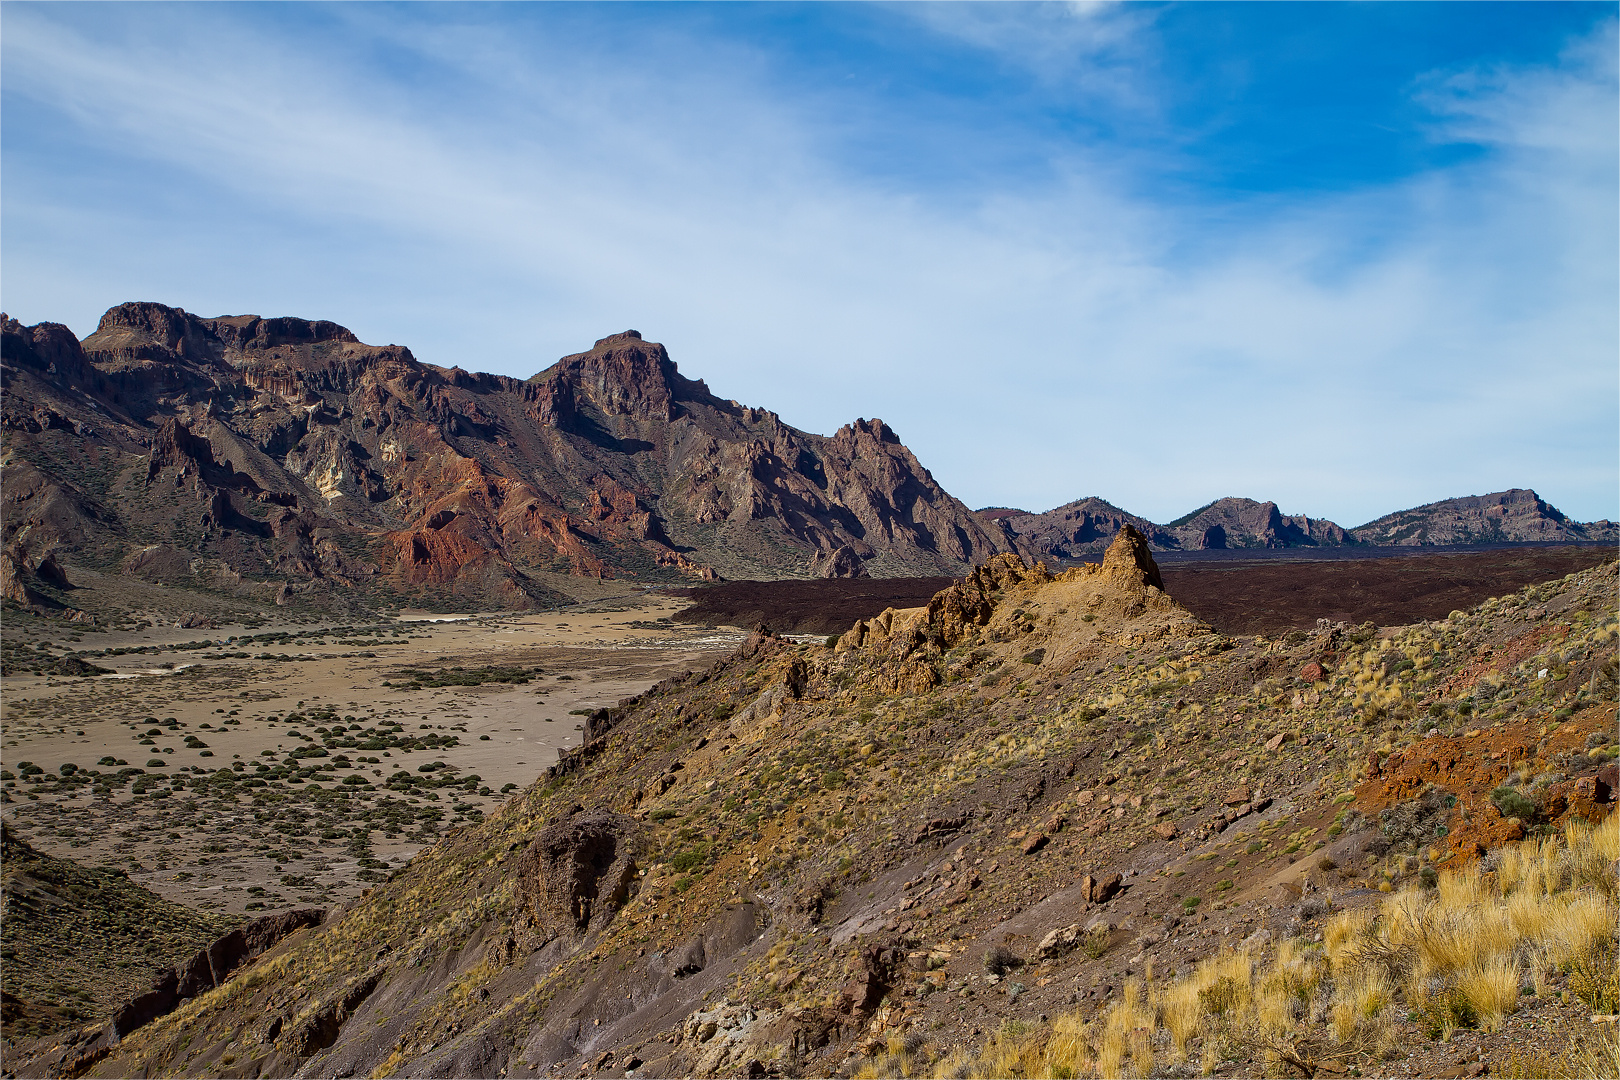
[1,594,742,916]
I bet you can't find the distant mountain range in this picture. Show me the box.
[979,489,1616,560]
[1,305,1011,610]
[2,303,1611,614]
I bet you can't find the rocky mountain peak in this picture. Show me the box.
[831,418,902,450]
[202,314,359,351]
[542,331,682,422]
[1349,487,1606,546]
[83,303,362,371]
[1100,522,1164,590]
[92,301,200,344]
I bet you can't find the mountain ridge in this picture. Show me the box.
[4,302,1610,622]
[987,489,1614,559]
[1,305,1013,614]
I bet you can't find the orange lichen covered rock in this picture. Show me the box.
[1354,704,1616,864]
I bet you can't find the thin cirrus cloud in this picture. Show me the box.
[0,3,1613,528]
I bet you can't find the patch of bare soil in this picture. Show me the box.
[0,599,741,918]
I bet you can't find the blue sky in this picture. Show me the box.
[3,1,1616,527]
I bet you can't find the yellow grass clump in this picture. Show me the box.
[911,812,1615,1079]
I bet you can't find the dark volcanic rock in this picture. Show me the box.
[519,808,641,933]
[1158,547,1617,636]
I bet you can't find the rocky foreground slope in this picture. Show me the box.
[19,528,1612,1080]
[1,305,1010,614]
[0,827,239,1042]
[988,491,1616,558]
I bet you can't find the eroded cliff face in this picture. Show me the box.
[1,309,1011,609]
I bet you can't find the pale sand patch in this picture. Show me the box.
[1,596,742,915]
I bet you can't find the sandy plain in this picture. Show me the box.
[0,594,743,917]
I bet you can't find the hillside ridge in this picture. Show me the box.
[44,532,1615,1080]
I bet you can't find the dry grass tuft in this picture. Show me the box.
[926,813,1615,1079]
[1455,955,1520,1031]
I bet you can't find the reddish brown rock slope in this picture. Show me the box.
[1,308,1011,610]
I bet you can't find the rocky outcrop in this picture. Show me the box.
[1162,497,1349,549]
[810,545,867,579]
[0,545,84,617]
[111,908,326,1037]
[982,497,1174,560]
[840,526,1205,668]
[1350,488,1619,546]
[518,808,641,934]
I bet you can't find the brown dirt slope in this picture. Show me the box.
[0,825,239,1042]
[58,534,1616,1080]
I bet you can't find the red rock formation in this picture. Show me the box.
[2,306,1012,608]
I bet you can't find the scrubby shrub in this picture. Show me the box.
[1569,947,1619,1013]
[983,943,1022,976]
[1490,785,1537,823]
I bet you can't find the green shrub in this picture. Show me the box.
[669,844,710,873]
[1490,786,1536,822]
[1570,947,1619,1013]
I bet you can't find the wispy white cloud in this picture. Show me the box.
[897,0,1160,105]
[1,6,1613,526]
